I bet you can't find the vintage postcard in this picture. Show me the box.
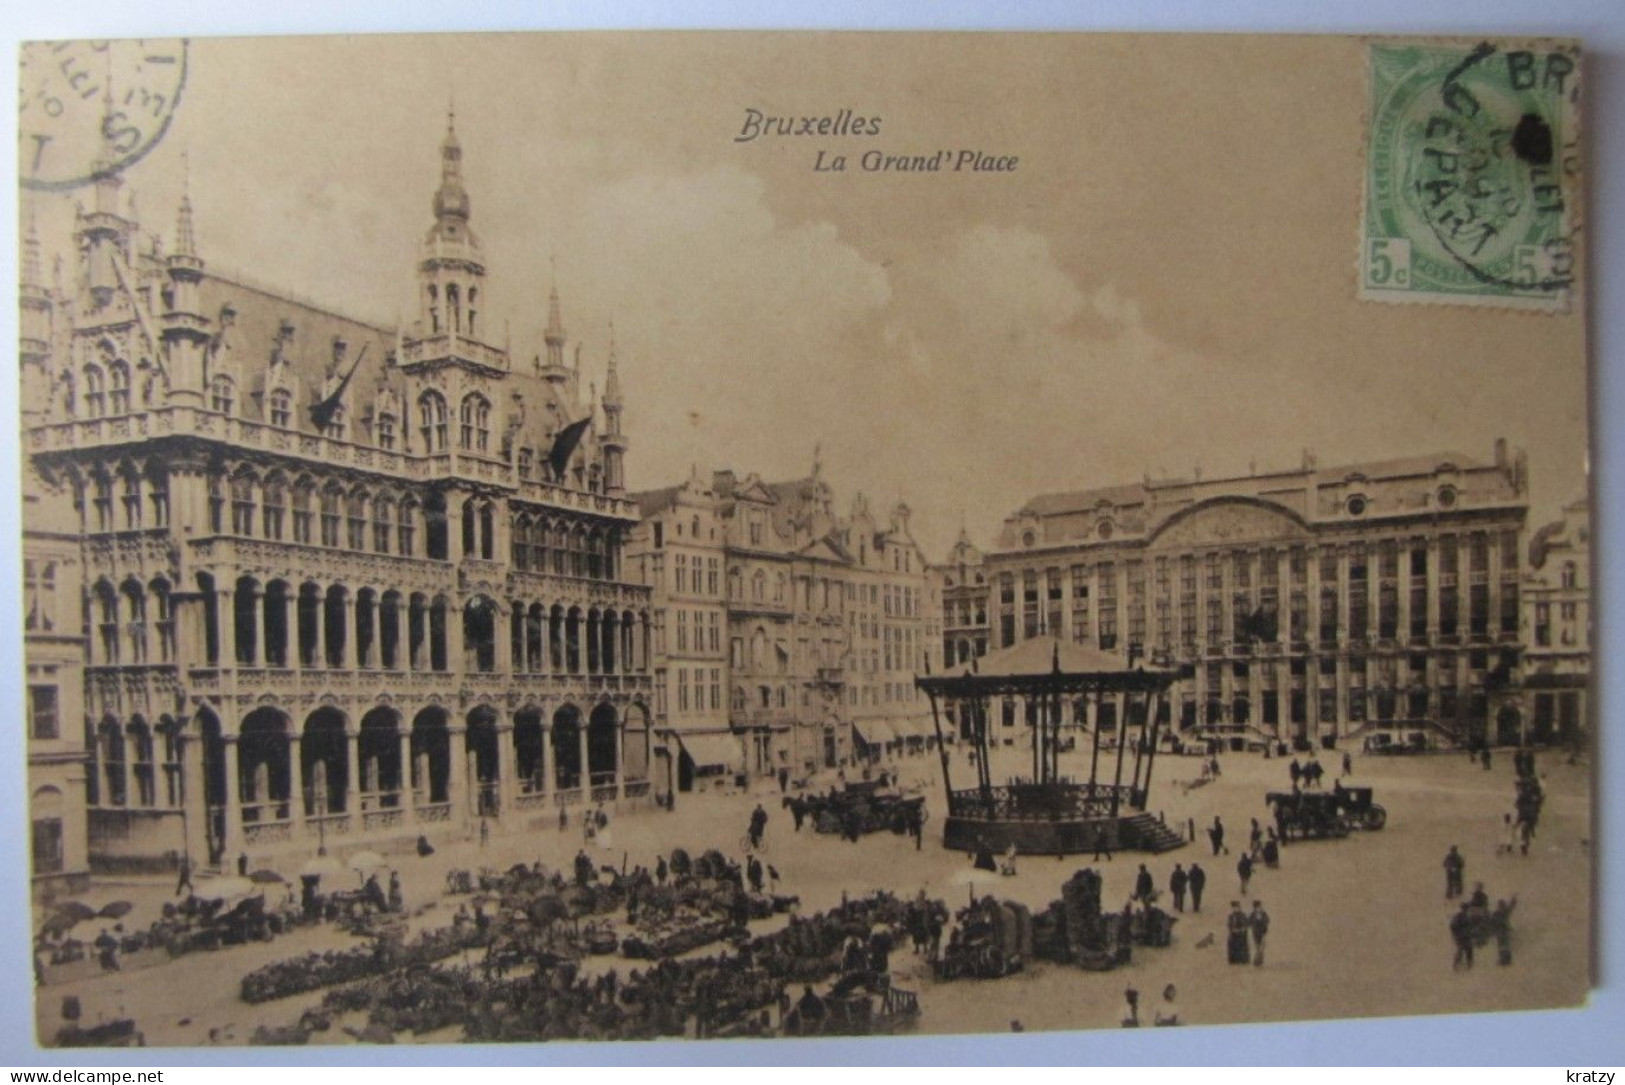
[16,31,1591,1049]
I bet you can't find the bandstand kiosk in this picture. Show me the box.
[916,637,1189,855]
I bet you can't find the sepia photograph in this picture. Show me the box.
[10,25,1600,1056]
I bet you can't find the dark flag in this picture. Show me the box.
[1242,606,1278,643]
[547,414,593,481]
[310,344,367,431]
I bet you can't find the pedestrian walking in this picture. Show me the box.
[1169,864,1188,912]
[1491,897,1517,966]
[1249,818,1263,858]
[1237,852,1254,896]
[1289,758,1302,789]
[174,856,193,897]
[778,767,790,792]
[1342,750,1353,777]
[1450,903,1475,970]
[1093,823,1114,862]
[1226,902,1251,965]
[1188,863,1207,912]
[237,852,249,876]
[655,855,668,885]
[1122,985,1140,1028]
[1249,901,1270,966]
[1208,816,1226,857]
[1135,863,1154,902]
[1443,845,1466,899]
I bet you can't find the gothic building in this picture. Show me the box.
[972,445,1530,750]
[20,114,654,884]
[626,457,937,797]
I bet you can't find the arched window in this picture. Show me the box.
[319,484,342,547]
[230,470,257,536]
[418,391,448,452]
[447,283,461,333]
[373,494,394,554]
[427,284,440,335]
[84,365,106,417]
[1562,562,1578,590]
[210,375,235,414]
[346,489,368,550]
[291,477,315,544]
[398,497,418,556]
[376,411,397,450]
[269,388,293,428]
[262,473,287,540]
[119,464,142,529]
[109,361,130,414]
[467,287,477,336]
[460,394,491,452]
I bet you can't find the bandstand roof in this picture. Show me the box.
[916,636,1187,699]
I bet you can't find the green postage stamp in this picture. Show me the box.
[1362,40,1581,311]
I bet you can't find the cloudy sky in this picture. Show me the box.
[26,32,1590,556]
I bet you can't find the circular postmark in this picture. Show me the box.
[19,38,189,192]
[1367,40,1578,301]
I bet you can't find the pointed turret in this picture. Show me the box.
[599,323,628,495]
[404,107,502,373]
[541,282,570,385]
[19,204,54,421]
[162,178,211,405]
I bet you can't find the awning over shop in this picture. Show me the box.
[674,732,744,771]
[852,720,898,748]
[895,716,935,741]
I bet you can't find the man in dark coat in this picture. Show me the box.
[1208,816,1226,856]
[1225,902,1250,965]
[1450,903,1475,969]
[1187,863,1207,912]
[1169,864,1189,912]
[1237,853,1255,896]
[1249,901,1270,966]
[1443,845,1466,899]
[1134,864,1154,902]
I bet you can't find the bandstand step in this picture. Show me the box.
[1121,813,1188,854]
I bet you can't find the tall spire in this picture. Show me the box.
[22,205,42,289]
[174,153,197,258]
[431,105,470,226]
[603,322,622,407]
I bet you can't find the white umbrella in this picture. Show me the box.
[348,850,388,873]
[197,876,257,900]
[300,855,346,880]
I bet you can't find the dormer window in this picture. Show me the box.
[323,404,347,441]
[460,393,490,452]
[269,388,292,428]
[210,375,234,415]
[376,412,396,450]
[418,391,448,452]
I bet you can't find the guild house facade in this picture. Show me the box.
[20,115,655,888]
[627,459,938,797]
[1523,496,1590,747]
[970,447,1531,750]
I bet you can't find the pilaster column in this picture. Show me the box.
[223,737,243,852]
[342,595,359,670]
[539,724,552,795]
[181,732,208,865]
[578,723,591,795]
[1336,548,1351,642]
[495,722,514,816]
[448,725,469,824]
[289,734,305,821]
[397,730,411,805]
[312,590,327,669]
[217,589,237,667]
[1427,536,1443,637]
[346,730,361,815]
[615,721,626,799]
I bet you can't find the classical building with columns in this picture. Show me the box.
[627,459,937,795]
[975,445,1530,750]
[19,114,654,878]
